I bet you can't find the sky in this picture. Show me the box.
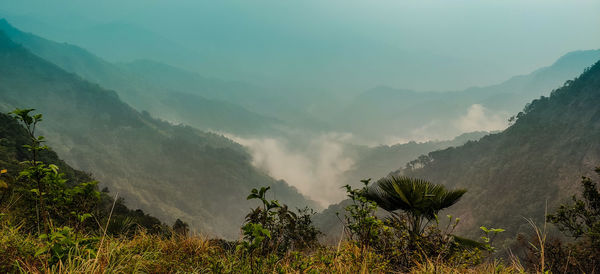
[1,0,599,93]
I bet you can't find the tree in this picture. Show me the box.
[365,176,466,235]
[172,219,190,237]
[547,166,600,247]
[10,108,52,232]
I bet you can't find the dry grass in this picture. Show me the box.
[1,226,546,273]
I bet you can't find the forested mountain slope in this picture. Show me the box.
[0,19,282,136]
[341,131,490,187]
[399,61,600,237]
[0,112,166,233]
[0,31,317,238]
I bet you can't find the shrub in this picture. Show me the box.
[240,186,321,256]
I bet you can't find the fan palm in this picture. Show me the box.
[365,176,466,235]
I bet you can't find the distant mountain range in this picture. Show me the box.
[4,17,597,145]
[0,19,291,137]
[0,30,318,238]
[335,49,600,142]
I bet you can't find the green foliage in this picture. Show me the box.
[8,109,101,234]
[366,176,466,235]
[547,167,600,245]
[0,109,175,270]
[238,223,271,252]
[478,226,504,252]
[540,166,600,273]
[342,179,384,248]
[240,186,320,256]
[340,178,487,271]
[36,226,98,264]
[0,31,318,239]
[0,226,38,272]
[398,60,600,240]
[172,218,190,237]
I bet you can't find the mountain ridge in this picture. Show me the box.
[0,30,318,238]
[0,18,285,137]
[337,49,600,142]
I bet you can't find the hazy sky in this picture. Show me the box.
[1,0,599,93]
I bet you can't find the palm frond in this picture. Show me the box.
[366,175,466,219]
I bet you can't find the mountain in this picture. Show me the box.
[0,30,318,238]
[0,19,286,137]
[61,22,201,66]
[0,13,211,73]
[313,131,490,242]
[395,60,600,238]
[117,59,327,133]
[337,49,600,142]
[341,131,491,186]
[316,62,600,242]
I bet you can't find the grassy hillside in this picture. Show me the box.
[0,30,317,238]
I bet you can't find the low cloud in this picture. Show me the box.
[381,104,509,145]
[228,133,355,207]
[455,104,508,132]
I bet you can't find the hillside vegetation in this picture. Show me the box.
[399,60,600,238]
[341,131,490,187]
[0,30,316,238]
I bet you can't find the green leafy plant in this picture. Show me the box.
[238,223,271,252]
[240,186,320,256]
[479,226,504,252]
[342,179,384,248]
[9,109,101,234]
[541,166,600,273]
[547,167,600,246]
[11,108,52,232]
[36,226,98,264]
[341,177,487,271]
[365,176,466,236]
